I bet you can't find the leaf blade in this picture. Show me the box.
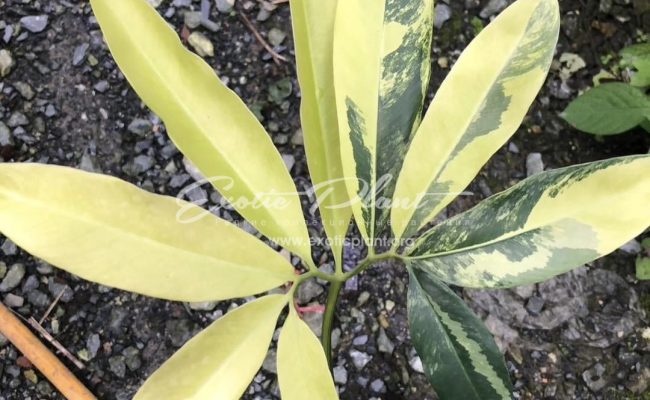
[0,163,295,301]
[291,0,351,266]
[407,155,650,288]
[334,0,434,242]
[407,267,512,400]
[392,0,560,240]
[562,83,650,135]
[278,309,339,400]
[90,0,312,260]
[135,295,287,400]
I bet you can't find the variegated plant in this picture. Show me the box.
[0,0,648,399]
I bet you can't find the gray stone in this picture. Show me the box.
[132,155,155,174]
[262,349,277,374]
[22,275,39,292]
[297,279,324,304]
[333,365,348,385]
[72,43,89,66]
[434,4,452,28]
[184,11,202,29]
[0,122,12,146]
[27,290,50,308]
[109,356,127,378]
[93,80,109,93]
[303,312,323,337]
[1,239,16,255]
[7,112,28,127]
[166,319,193,347]
[127,118,153,136]
[4,293,24,308]
[45,104,57,118]
[0,264,25,292]
[189,301,218,311]
[48,280,73,303]
[282,154,295,171]
[479,0,508,18]
[267,28,286,47]
[526,152,544,176]
[215,0,235,13]
[0,49,14,77]
[526,296,545,315]
[582,363,607,392]
[377,328,395,354]
[20,16,49,33]
[619,239,641,254]
[352,335,368,346]
[349,350,372,370]
[13,82,34,100]
[370,379,386,393]
[291,129,304,145]
[87,334,101,359]
[0,262,5,279]
[147,0,164,7]
[123,347,141,371]
[188,32,214,57]
[409,355,424,373]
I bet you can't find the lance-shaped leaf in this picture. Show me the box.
[392,0,560,240]
[90,0,312,260]
[0,163,295,301]
[407,267,512,400]
[333,0,434,242]
[291,0,350,267]
[135,295,287,400]
[407,155,650,288]
[277,308,338,400]
[562,83,650,135]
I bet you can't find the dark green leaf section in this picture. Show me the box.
[346,97,373,237]
[562,83,650,135]
[374,0,433,238]
[402,0,559,238]
[411,156,639,256]
[407,267,512,400]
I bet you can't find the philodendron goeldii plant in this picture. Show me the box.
[0,0,648,398]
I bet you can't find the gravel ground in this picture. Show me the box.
[1,0,649,399]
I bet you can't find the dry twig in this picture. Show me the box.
[239,11,287,65]
[0,302,96,399]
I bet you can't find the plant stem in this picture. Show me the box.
[320,251,401,366]
[321,279,343,367]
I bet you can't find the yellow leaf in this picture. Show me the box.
[0,163,295,301]
[278,308,339,400]
[90,0,312,261]
[291,0,351,268]
[135,295,288,400]
[392,0,560,240]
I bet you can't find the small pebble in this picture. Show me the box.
[526,153,544,176]
[215,0,235,13]
[20,15,49,33]
[72,43,89,66]
[188,32,214,57]
[0,49,14,77]
[0,264,25,292]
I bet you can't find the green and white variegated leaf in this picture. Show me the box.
[406,155,650,288]
[290,0,351,268]
[391,0,560,240]
[407,267,512,400]
[333,0,434,243]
